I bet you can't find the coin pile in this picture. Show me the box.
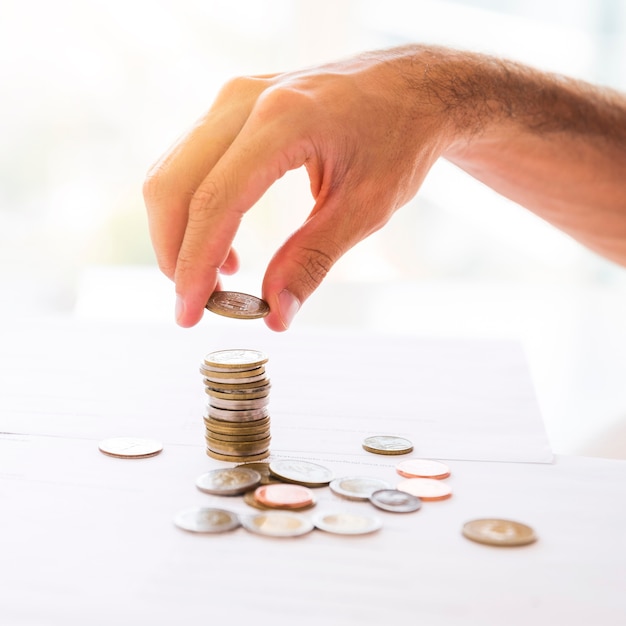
[201,349,271,462]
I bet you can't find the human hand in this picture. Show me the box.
[143,46,461,330]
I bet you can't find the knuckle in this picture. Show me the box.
[292,244,337,293]
[256,84,316,121]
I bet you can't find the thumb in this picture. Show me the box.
[262,198,378,331]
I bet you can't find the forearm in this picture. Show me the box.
[417,48,626,264]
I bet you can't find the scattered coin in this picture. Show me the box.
[98,437,163,459]
[205,291,270,320]
[195,467,261,496]
[396,459,451,480]
[329,476,392,501]
[462,519,537,547]
[362,435,413,455]
[396,477,452,501]
[369,489,422,513]
[236,462,274,485]
[269,459,333,487]
[254,484,316,510]
[314,512,382,535]
[241,511,314,537]
[174,507,241,533]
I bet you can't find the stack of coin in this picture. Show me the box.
[201,349,271,462]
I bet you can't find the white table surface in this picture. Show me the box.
[0,315,625,625]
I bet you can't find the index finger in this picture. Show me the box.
[173,103,311,327]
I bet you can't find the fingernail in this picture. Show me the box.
[175,294,185,324]
[278,289,300,330]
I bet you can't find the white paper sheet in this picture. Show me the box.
[0,318,552,463]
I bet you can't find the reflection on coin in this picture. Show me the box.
[369,489,422,513]
[362,435,413,455]
[254,484,315,510]
[203,349,268,370]
[462,519,537,547]
[205,291,270,319]
[174,507,240,533]
[396,459,451,480]
[329,476,392,501]
[98,437,163,459]
[241,511,314,537]
[195,467,261,496]
[269,459,333,487]
[396,478,452,501]
[314,512,382,535]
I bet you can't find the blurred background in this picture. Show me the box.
[1,0,625,457]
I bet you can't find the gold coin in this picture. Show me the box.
[203,378,269,390]
[236,462,274,485]
[200,365,266,380]
[205,291,270,319]
[98,437,163,459]
[206,448,270,462]
[396,478,452,501]
[203,349,268,370]
[204,416,270,434]
[462,519,537,547]
[206,436,271,455]
[313,512,382,536]
[241,512,314,537]
[205,429,270,443]
[362,435,413,455]
[396,459,451,480]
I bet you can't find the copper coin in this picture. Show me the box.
[200,365,266,381]
[205,435,270,456]
[362,435,413,455]
[98,437,163,459]
[205,429,270,443]
[254,484,315,510]
[462,519,537,547]
[205,291,270,319]
[206,407,269,423]
[204,379,270,392]
[396,459,451,480]
[209,396,270,410]
[396,478,452,501]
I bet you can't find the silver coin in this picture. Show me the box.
[369,489,422,513]
[98,437,163,459]
[269,459,333,487]
[205,291,270,320]
[203,349,268,369]
[314,512,382,535]
[174,507,240,533]
[203,374,268,387]
[195,467,262,496]
[329,476,392,501]
[210,395,270,410]
[241,511,314,537]
[362,435,413,455]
